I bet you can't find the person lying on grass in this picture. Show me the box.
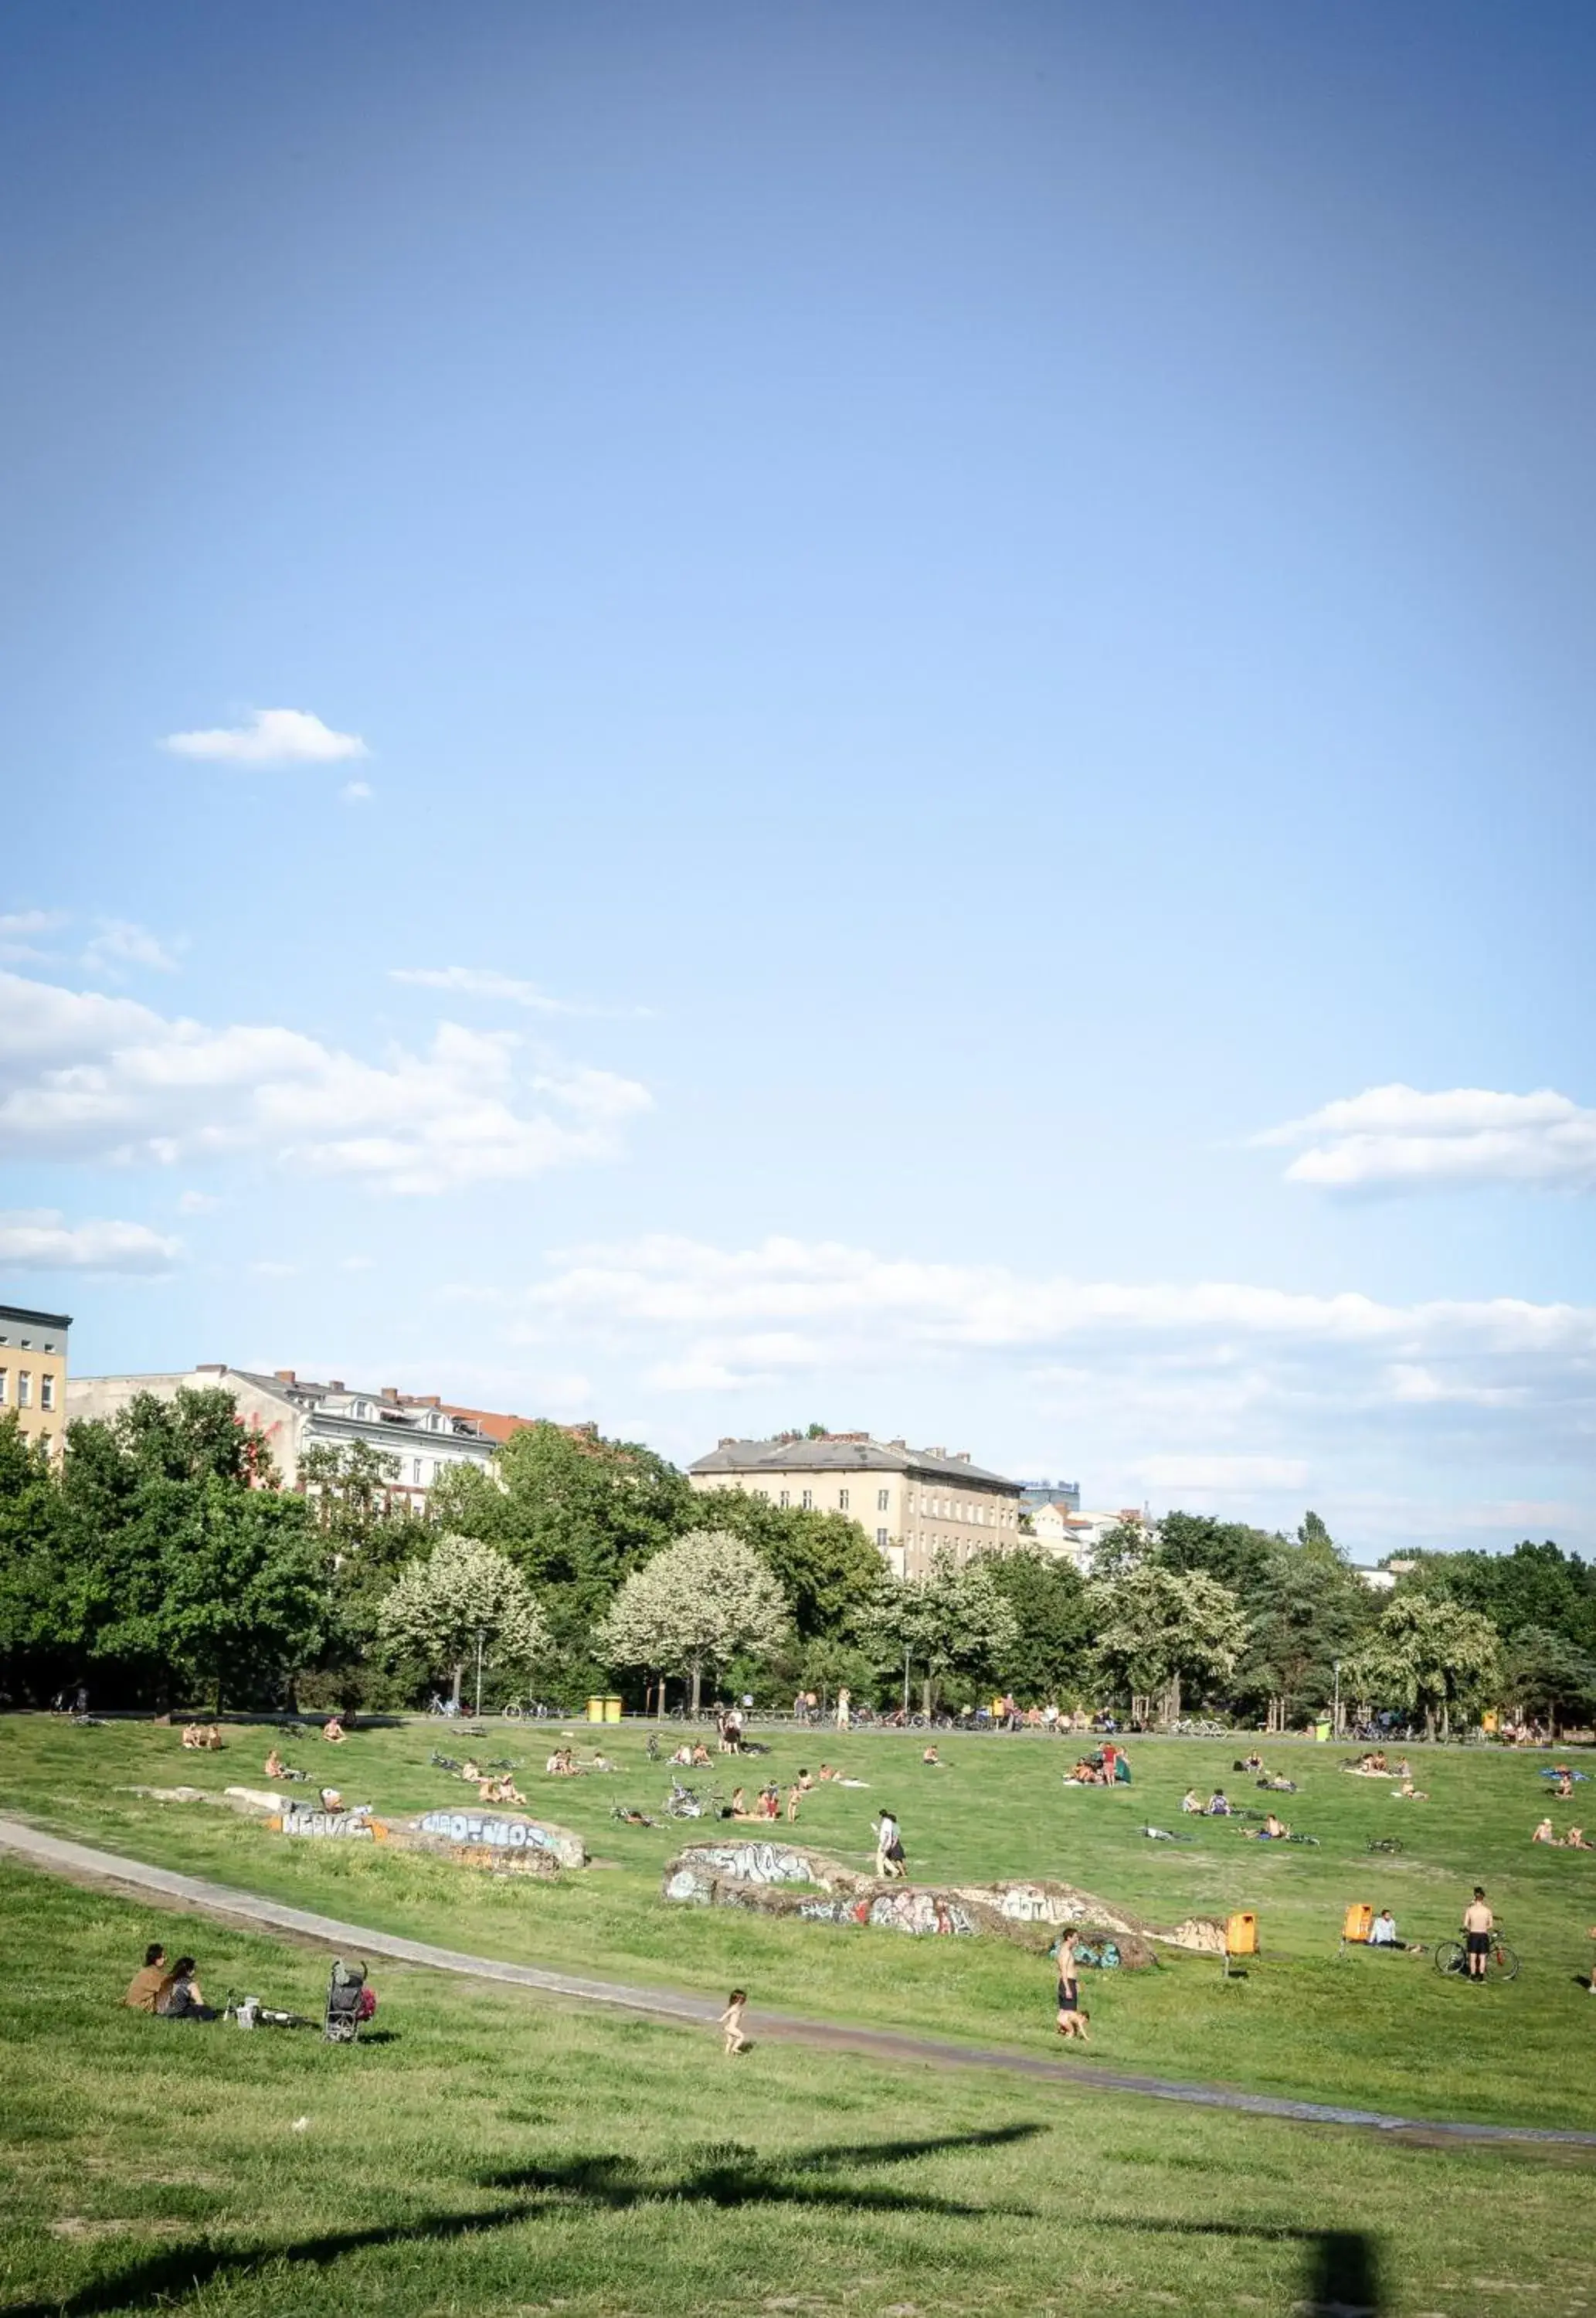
[1393,1778,1428,1800]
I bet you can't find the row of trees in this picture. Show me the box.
[2,1395,1594,1734]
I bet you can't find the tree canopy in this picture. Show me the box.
[593,1528,789,1710]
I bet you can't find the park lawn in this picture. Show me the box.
[2,1716,1593,2132]
[1,1863,1592,2318]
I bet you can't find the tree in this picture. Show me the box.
[857,1551,1020,1714]
[1086,1563,1251,1726]
[975,1546,1092,1699]
[1234,1523,1375,1732]
[429,1422,693,1685]
[146,1482,326,1712]
[1348,1592,1501,1739]
[377,1535,554,1707]
[1498,1625,1596,1739]
[592,1528,789,1711]
[690,1487,886,1641]
[298,1439,431,1708]
[1153,1509,1281,1599]
[1405,1540,1596,1660]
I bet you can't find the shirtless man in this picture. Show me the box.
[1462,1886,1493,1981]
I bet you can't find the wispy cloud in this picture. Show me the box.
[178,1189,222,1214]
[1258,1083,1596,1193]
[161,708,368,766]
[389,966,651,1019]
[341,780,375,804]
[0,909,68,964]
[500,1232,1596,1546]
[0,1208,181,1274]
[0,968,651,1195]
[81,919,182,978]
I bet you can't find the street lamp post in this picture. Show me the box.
[1333,1658,1342,1738]
[475,1629,485,1720]
[902,1643,912,1720]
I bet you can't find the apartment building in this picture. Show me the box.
[688,1432,1023,1579]
[1026,1501,1149,1574]
[0,1302,71,1462]
[67,1364,496,1507]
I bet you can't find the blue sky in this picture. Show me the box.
[5,2,1594,1555]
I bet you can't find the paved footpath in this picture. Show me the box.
[3,1815,1591,2152]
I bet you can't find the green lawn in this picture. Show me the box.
[2,1715,1593,2132]
[1,1861,1592,2318]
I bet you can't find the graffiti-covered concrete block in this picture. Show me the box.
[408,1809,586,1871]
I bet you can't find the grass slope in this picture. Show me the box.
[2,1863,1592,2318]
[2,1715,1592,2130]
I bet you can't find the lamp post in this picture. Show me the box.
[1333,1658,1342,1738]
[474,1628,485,1720]
[902,1642,912,1720]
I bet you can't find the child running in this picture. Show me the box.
[720,1988,750,2055]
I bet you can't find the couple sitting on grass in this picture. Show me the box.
[181,1723,222,1751]
[123,1942,212,2021]
[1533,1817,1592,1848]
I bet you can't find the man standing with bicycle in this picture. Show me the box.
[1462,1886,1493,1982]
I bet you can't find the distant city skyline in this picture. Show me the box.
[5,2,1594,1558]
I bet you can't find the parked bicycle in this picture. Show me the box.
[1434,1929,1520,1983]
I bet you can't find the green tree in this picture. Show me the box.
[430,1422,692,1682]
[1086,1563,1251,1725]
[857,1551,1020,1715]
[0,1414,70,1699]
[298,1439,431,1706]
[975,1546,1092,1699]
[1498,1625,1596,1739]
[1153,1509,1281,1599]
[690,1488,885,1642]
[377,1535,554,1708]
[1348,1592,1501,1739]
[593,1528,790,1712]
[1406,1540,1596,1658]
[1234,1521,1376,1731]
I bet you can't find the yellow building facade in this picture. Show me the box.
[0,1302,72,1462]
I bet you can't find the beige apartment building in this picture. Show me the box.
[688,1432,1023,1579]
[0,1302,71,1462]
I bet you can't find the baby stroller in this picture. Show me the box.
[323,1958,372,2044]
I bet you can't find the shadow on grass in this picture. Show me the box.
[1096,2214,1382,2314]
[2,2126,1044,2317]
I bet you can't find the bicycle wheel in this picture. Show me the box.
[1487,1941,1520,1983]
[501,1704,525,1722]
[1432,1940,1466,1977]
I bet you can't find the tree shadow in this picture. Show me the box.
[1095,2213,1383,2314]
[7,2126,1043,2317]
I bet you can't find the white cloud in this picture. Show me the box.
[1138,1453,1311,1491]
[340,780,375,804]
[504,1232,1596,1539]
[389,967,650,1020]
[161,708,368,766]
[0,909,67,964]
[1258,1083,1596,1193]
[0,968,652,1195]
[81,919,182,978]
[178,1189,222,1213]
[338,1255,375,1271]
[0,1208,181,1274]
[249,1260,298,1278]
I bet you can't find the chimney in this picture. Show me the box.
[954,1450,971,1463]
[888,1437,907,1450]
[274,1369,296,1385]
[718,1436,736,1448]
[195,1363,226,1374]
[382,1386,399,1402]
[328,1379,345,1393]
[420,1395,440,1407]
[925,1445,945,1458]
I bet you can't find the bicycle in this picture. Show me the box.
[1366,1836,1404,1856]
[1434,1930,1520,1983]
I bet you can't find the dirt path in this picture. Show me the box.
[3,1814,1590,2152]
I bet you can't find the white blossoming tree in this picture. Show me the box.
[593,1528,790,1711]
[377,1534,552,1708]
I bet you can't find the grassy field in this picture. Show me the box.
[2,1861,1593,2318]
[1,1714,1593,2133]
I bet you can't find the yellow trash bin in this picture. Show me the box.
[586,1696,607,1722]
[603,1696,623,1723]
[1225,1911,1258,1957]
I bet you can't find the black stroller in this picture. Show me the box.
[323,1958,370,2044]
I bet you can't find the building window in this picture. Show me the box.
[877,1488,889,1511]
[876,1527,889,1549]
[838,1487,849,1511]
[412,1457,422,1484]
[40,1375,54,1412]
[17,1372,31,1409]
[801,1488,813,1510]
[779,1490,790,1508]
[0,1370,6,1405]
